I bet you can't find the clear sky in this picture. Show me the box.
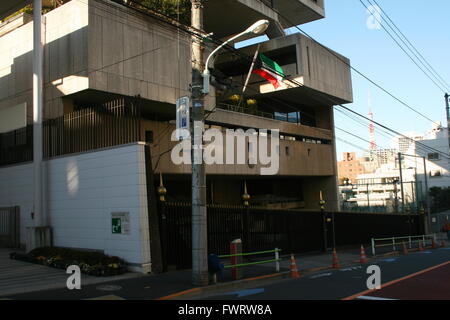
[239,0,450,161]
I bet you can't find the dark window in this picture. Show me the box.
[145,130,154,143]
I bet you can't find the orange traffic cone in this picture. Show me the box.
[419,240,425,251]
[402,242,409,255]
[290,254,300,278]
[359,245,368,264]
[432,239,438,249]
[332,248,340,269]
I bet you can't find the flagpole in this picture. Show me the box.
[238,44,261,109]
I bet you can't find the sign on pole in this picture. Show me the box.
[176,96,190,140]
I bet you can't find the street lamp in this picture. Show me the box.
[190,15,269,286]
[202,19,270,94]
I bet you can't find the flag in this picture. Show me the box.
[252,54,285,89]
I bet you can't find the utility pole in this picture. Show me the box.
[423,157,431,234]
[190,0,208,286]
[446,93,450,157]
[398,153,405,213]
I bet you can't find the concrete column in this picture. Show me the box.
[33,0,44,228]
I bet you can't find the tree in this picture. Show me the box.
[135,0,191,25]
[429,187,450,213]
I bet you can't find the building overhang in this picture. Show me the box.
[215,33,353,108]
[0,0,31,20]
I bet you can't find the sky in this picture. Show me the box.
[239,0,450,161]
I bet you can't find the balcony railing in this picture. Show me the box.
[217,103,275,120]
[0,97,143,167]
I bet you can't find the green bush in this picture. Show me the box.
[21,247,127,276]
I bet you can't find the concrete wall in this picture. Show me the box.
[0,0,90,121]
[0,0,206,121]
[223,33,353,105]
[0,143,152,272]
[87,0,193,107]
[140,113,335,177]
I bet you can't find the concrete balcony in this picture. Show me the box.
[260,0,325,27]
[214,33,353,110]
[204,0,325,39]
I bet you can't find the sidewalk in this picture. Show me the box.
[0,249,142,297]
[1,246,365,300]
[3,240,448,300]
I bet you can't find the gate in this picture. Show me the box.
[0,206,20,248]
[157,202,421,271]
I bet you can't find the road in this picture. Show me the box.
[193,247,450,300]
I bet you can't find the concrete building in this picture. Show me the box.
[337,152,376,184]
[404,123,450,190]
[0,0,352,272]
[368,148,398,165]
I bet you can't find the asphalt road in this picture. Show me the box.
[194,247,450,300]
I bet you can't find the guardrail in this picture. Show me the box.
[371,234,436,256]
[219,248,282,272]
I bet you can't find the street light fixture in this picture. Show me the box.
[190,14,269,286]
[202,19,270,94]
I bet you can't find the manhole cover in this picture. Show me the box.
[96,285,122,291]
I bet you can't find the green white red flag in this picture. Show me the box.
[252,54,285,89]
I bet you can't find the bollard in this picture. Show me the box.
[230,239,243,280]
[275,248,280,272]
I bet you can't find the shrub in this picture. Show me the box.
[11,247,127,276]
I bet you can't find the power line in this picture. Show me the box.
[370,0,450,91]
[337,104,450,161]
[254,0,443,127]
[360,0,448,93]
[87,0,450,164]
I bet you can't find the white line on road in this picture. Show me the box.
[357,296,398,301]
[308,273,332,279]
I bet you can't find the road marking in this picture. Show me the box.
[379,258,397,263]
[226,288,265,298]
[309,272,332,279]
[339,266,362,272]
[357,296,397,301]
[86,295,126,300]
[342,260,450,300]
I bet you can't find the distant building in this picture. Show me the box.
[337,152,376,184]
[404,122,450,190]
[339,123,450,213]
[390,132,424,154]
[368,148,398,165]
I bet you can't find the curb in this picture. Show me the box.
[156,256,363,300]
[156,272,290,300]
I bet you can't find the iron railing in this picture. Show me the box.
[44,97,142,158]
[158,202,422,270]
[0,97,142,167]
[0,206,20,248]
[0,125,33,166]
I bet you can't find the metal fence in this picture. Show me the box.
[43,97,142,158]
[0,206,20,248]
[0,97,142,167]
[0,125,33,166]
[158,202,421,270]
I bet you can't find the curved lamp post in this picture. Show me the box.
[202,19,270,94]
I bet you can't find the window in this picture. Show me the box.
[145,130,154,143]
[430,170,442,177]
[428,153,440,161]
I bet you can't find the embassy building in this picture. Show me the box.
[0,0,352,272]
